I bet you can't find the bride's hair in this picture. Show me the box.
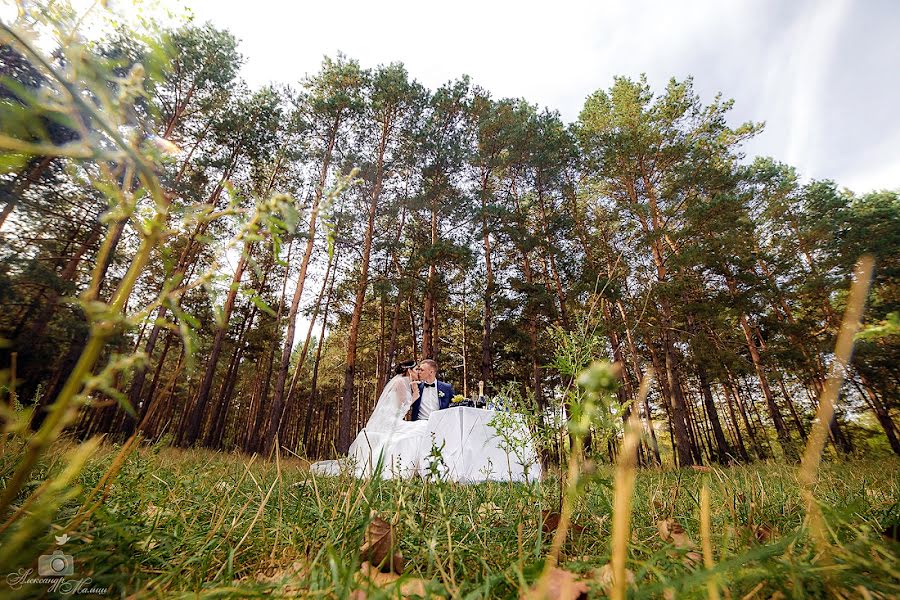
[394,359,417,376]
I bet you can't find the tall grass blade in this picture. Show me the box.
[611,369,653,600]
[799,255,874,551]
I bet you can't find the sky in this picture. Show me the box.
[174,0,900,194]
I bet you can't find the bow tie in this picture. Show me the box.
[422,382,436,388]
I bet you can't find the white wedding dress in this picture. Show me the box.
[310,375,429,479]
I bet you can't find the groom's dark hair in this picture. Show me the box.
[394,359,417,375]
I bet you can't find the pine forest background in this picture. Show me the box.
[1,8,898,468]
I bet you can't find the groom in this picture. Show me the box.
[410,359,455,421]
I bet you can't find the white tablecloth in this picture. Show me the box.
[424,407,541,483]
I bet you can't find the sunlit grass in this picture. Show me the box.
[2,439,897,598]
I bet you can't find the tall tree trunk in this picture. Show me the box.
[126,143,244,415]
[303,252,339,451]
[205,330,243,448]
[855,375,900,456]
[205,298,257,448]
[697,364,731,463]
[479,171,496,390]
[246,244,289,452]
[140,344,185,438]
[536,178,569,328]
[617,300,660,465]
[422,197,438,359]
[720,384,750,462]
[137,332,174,426]
[0,156,53,230]
[647,341,679,466]
[380,206,408,392]
[776,375,808,441]
[682,382,706,464]
[286,244,337,404]
[726,373,766,460]
[737,313,798,461]
[510,185,544,412]
[662,333,696,467]
[339,116,390,453]
[408,296,418,357]
[626,167,696,466]
[183,246,252,445]
[262,115,342,456]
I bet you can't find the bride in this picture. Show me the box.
[310,360,429,479]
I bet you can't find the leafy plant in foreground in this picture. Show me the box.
[0,3,304,580]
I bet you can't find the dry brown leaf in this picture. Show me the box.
[524,567,589,600]
[245,560,309,596]
[683,550,703,567]
[360,516,404,574]
[354,562,430,599]
[657,519,671,541]
[541,510,561,533]
[658,519,702,566]
[593,563,634,592]
[657,519,695,548]
[591,514,609,530]
[477,502,504,525]
[541,510,587,536]
[752,523,778,543]
[691,465,712,473]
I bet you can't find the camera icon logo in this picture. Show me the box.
[37,550,74,577]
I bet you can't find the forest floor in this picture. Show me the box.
[3,440,899,599]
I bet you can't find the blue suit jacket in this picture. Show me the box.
[410,380,455,421]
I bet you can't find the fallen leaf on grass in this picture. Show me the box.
[255,560,307,581]
[477,502,504,525]
[244,560,309,596]
[360,515,404,573]
[542,511,561,533]
[590,514,609,530]
[352,561,430,599]
[657,519,694,548]
[541,511,587,536]
[751,523,778,543]
[657,519,702,566]
[523,567,589,600]
[691,465,712,473]
[593,563,634,592]
[683,550,703,566]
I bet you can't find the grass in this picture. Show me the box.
[1,438,898,598]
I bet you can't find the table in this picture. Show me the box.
[425,407,541,483]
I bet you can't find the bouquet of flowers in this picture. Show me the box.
[449,394,475,408]
[449,394,490,408]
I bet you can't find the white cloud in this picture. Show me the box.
[23,0,900,192]
[780,0,850,174]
